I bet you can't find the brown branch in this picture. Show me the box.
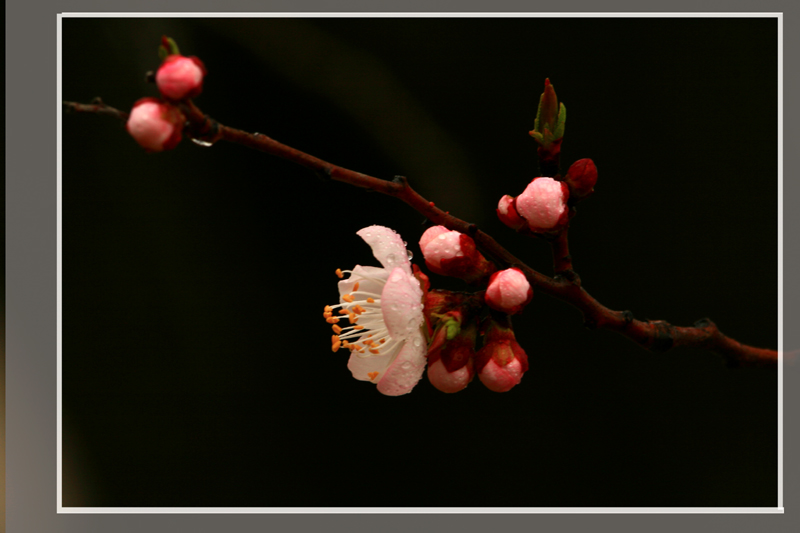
[63,99,779,366]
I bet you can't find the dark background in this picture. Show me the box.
[61,17,778,507]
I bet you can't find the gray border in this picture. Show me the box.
[7,1,798,533]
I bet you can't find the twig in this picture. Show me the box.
[62,99,779,365]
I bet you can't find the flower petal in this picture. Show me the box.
[338,265,387,298]
[380,267,424,341]
[347,342,403,382]
[357,225,411,275]
[376,330,427,396]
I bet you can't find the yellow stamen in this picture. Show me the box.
[335,268,344,279]
[353,282,360,292]
[342,294,355,303]
[368,371,379,381]
[366,297,375,303]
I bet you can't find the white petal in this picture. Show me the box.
[380,267,424,341]
[376,330,427,396]
[356,225,411,275]
[346,341,402,382]
[338,265,387,298]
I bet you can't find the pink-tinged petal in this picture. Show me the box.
[419,225,450,253]
[347,342,402,382]
[420,230,463,269]
[380,267,424,340]
[338,265,387,298]
[485,267,533,314]
[376,331,427,396]
[357,225,411,275]
[515,177,568,230]
[478,357,524,392]
[427,359,473,393]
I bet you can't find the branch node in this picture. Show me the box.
[693,317,714,329]
[392,175,409,188]
[622,310,635,325]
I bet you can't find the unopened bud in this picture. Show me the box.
[419,226,495,283]
[514,177,570,233]
[564,158,597,199]
[427,319,476,393]
[156,54,207,101]
[475,321,529,393]
[125,97,185,153]
[484,267,532,315]
[496,195,527,230]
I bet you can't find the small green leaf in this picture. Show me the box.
[529,131,544,143]
[533,93,544,133]
[158,45,168,60]
[553,103,566,140]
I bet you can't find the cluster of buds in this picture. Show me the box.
[321,78,599,396]
[126,36,207,153]
[414,226,533,393]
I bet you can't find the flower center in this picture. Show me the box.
[323,268,402,361]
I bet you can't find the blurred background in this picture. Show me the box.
[61,17,778,507]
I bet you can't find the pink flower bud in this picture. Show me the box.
[419,226,495,283]
[125,97,185,153]
[564,158,597,199]
[514,177,570,233]
[427,321,476,393]
[156,54,207,101]
[475,321,528,393]
[496,195,527,230]
[484,267,532,315]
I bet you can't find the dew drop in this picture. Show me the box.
[401,361,412,370]
[386,253,396,265]
[407,250,414,260]
[413,337,422,347]
[438,234,447,240]
[191,138,214,147]
[365,232,372,237]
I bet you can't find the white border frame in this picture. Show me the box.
[56,11,784,514]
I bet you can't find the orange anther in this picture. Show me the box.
[380,339,386,344]
[326,317,340,324]
[332,325,343,334]
[362,340,374,346]
[339,309,349,315]
[342,294,355,303]
[366,297,375,303]
[342,341,350,348]
[332,340,341,352]
[368,371,379,381]
[324,305,332,313]
[353,282,360,292]
[354,325,364,330]
[369,348,381,354]
[335,268,344,279]
[331,334,340,344]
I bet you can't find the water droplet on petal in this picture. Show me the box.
[386,253,396,265]
[401,361,412,370]
[407,250,414,260]
[191,138,214,147]
[413,337,422,347]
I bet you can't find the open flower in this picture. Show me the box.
[323,226,426,396]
